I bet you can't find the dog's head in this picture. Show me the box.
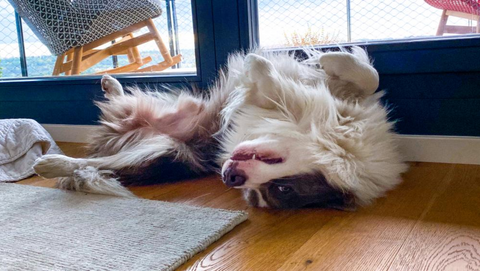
[220,52,406,209]
[221,136,356,209]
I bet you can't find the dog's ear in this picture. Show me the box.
[321,191,357,211]
[303,171,358,211]
[243,54,281,109]
[244,54,277,83]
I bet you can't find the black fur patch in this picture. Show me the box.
[113,131,221,187]
[255,172,356,210]
[114,155,208,186]
[245,189,259,207]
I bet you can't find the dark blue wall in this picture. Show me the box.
[368,38,480,136]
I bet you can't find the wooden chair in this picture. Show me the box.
[54,19,182,75]
[425,0,480,35]
[8,0,181,75]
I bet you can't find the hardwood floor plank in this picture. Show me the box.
[56,142,88,158]
[131,176,232,205]
[276,163,456,271]
[181,209,343,271]
[388,164,480,271]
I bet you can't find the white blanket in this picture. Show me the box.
[0,119,62,182]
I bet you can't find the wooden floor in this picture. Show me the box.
[19,142,480,271]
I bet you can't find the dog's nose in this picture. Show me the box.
[228,174,246,187]
[223,167,247,187]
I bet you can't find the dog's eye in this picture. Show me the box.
[277,185,292,194]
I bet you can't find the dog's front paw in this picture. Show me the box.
[319,52,361,78]
[101,74,124,98]
[319,52,379,94]
[33,154,83,178]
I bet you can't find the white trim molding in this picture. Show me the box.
[42,124,98,144]
[42,125,480,165]
[397,135,480,165]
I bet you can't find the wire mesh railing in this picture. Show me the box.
[3,0,479,78]
[0,1,21,78]
[0,0,195,78]
[258,0,480,48]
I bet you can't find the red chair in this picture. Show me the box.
[425,0,480,35]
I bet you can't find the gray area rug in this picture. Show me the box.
[0,184,247,271]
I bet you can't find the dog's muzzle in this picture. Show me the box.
[222,162,247,187]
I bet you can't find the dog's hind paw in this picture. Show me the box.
[101,74,124,98]
[33,154,85,178]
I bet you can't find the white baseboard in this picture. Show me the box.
[42,124,98,144]
[396,135,480,165]
[42,124,480,165]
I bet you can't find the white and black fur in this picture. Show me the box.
[34,47,407,209]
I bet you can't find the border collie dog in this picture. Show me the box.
[34,47,407,209]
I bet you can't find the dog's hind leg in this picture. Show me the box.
[153,94,205,141]
[319,47,379,96]
[56,167,135,197]
[33,136,177,196]
[34,136,175,179]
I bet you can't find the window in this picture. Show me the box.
[258,0,480,48]
[0,0,196,78]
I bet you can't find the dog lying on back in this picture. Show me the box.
[34,47,407,209]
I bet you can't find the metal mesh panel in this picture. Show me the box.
[0,0,195,78]
[0,0,21,78]
[21,19,55,77]
[172,0,195,70]
[130,0,195,71]
[259,0,480,48]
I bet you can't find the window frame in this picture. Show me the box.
[0,0,211,86]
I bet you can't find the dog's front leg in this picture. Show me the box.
[319,47,379,96]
